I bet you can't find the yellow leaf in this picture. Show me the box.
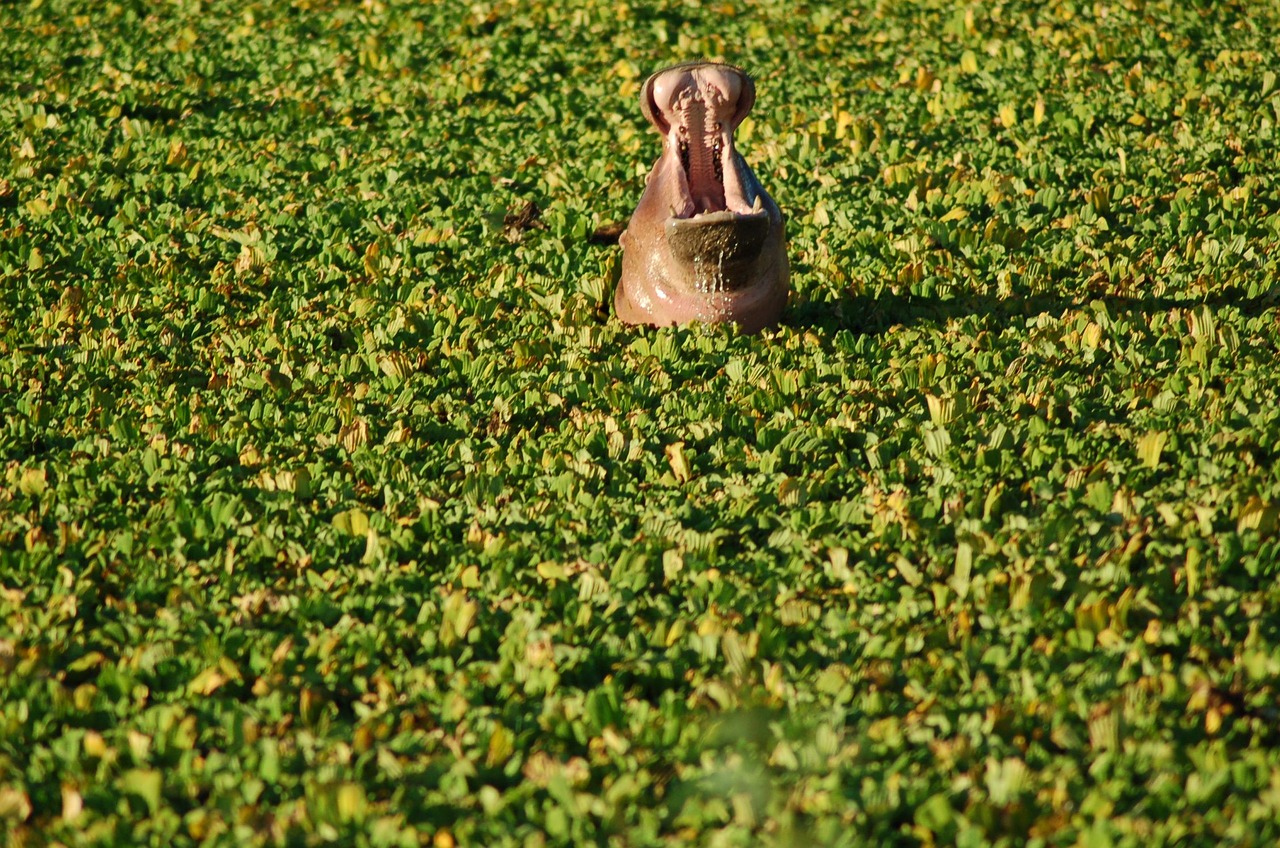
[536,560,567,582]
[0,787,32,822]
[83,731,108,758]
[440,591,478,647]
[340,418,369,452]
[1136,431,1167,469]
[18,467,46,496]
[665,441,692,482]
[127,730,152,763]
[834,109,854,139]
[1236,496,1277,535]
[61,784,83,822]
[362,241,382,278]
[777,476,803,505]
[378,352,410,380]
[336,783,366,823]
[189,666,228,696]
[333,508,369,536]
[611,58,639,80]
[487,724,515,767]
[925,393,956,426]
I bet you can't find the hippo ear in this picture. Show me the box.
[727,67,756,129]
[640,72,671,135]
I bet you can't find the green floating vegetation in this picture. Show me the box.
[3,0,1280,845]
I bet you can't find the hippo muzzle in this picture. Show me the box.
[615,62,789,333]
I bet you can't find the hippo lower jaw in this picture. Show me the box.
[616,62,789,332]
[666,209,770,294]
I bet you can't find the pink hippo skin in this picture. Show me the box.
[616,62,789,333]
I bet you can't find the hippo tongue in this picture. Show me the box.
[645,64,760,218]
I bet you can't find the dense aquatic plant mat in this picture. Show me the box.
[3,0,1280,844]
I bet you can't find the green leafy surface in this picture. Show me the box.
[4,0,1280,845]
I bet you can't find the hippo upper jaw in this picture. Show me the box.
[648,62,762,220]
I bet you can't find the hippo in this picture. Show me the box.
[615,62,789,333]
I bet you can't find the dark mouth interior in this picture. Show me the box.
[677,133,726,214]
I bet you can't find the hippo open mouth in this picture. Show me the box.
[643,63,764,220]
[643,63,771,280]
[616,62,788,331]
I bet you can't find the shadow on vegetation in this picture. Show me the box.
[788,284,1280,336]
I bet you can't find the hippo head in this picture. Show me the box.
[615,62,789,333]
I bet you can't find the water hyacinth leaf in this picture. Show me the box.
[0,788,32,823]
[952,542,973,599]
[118,770,163,814]
[1236,497,1278,535]
[439,592,478,647]
[333,509,370,537]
